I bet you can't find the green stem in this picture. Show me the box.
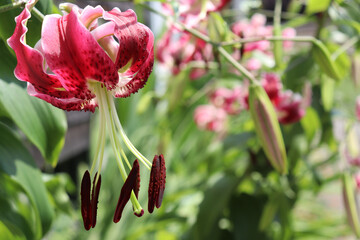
[218,46,258,84]
[0,1,25,13]
[221,36,316,46]
[32,7,44,22]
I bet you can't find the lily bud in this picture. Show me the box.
[342,172,360,238]
[248,84,287,174]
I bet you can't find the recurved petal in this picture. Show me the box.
[41,10,119,98]
[27,83,97,112]
[104,9,154,97]
[7,2,70,99]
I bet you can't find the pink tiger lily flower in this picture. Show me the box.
[8,0,166,230]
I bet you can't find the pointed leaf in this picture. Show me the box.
[0,80,67,166]
[0,122,55,237]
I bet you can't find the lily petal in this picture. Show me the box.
[104,9,154,97]
[7,3,71,99]
[41,10,119,98]
[27,83,97,112]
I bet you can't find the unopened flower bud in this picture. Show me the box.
[342,172,360,238]
[248,84,288,174]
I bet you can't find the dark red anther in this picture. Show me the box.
[91,173,101,228]
[148,154,166,213]
[80,171,102,230]
[133,160,140,199]
[113,160,140,223]
[81,170,92,230]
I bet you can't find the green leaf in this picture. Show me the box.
[0,122,55,238]
[192,174,240,240]
[0,0,21,42]
[312,40,341,81]
[320,75,335,111]
[229,194,268,239]
[327,42,351,79]
[283,54,315,91]
[306,0,331,15]
[0,39,18,84]
[300,107,321,142]
[0,81,67,166]
[0,220,26,240]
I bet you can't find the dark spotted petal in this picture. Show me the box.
[103,9,154,98]
[80,171,92,230]
[113,160,140,223]
[41,10,119,99]
[7,1,73,99]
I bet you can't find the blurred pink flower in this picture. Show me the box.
[355,175,360,190]
[156,27,212,79]
[275,91,305,124]
[261,73,282,102]
[194,105,227,132]
[345,148,360,167]
[210,86,244,115]
[242,73,307,124]
[232,14,273,53]
[156,28,195,75]
[246,58,262,71]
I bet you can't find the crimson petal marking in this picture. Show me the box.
[42,10,119,98]
[41,14,92,100]
[104,9,154,97]
[81,171,92,230]
[113,160,140,223]
[27,83,97,112]
[7,3,71,99]
[65,11,119,90]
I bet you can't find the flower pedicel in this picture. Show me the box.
[8,0,166,230]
